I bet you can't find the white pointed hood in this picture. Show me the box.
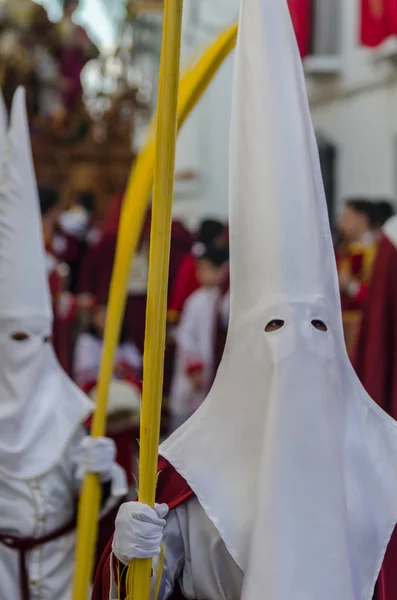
[161,1,397,598]
[0,87,52,324]
[0,90,7,165]
[0,88,93,480]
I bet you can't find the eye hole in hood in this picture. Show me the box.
[311,320,328,332]
[265,319,285,332]
[11,332,30,342]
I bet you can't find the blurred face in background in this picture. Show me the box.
[63,0,78,17]
[338,205,370,244]
[196,258,225,288]
[92,304,107,337]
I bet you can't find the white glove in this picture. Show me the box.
[74,436,116,483]
[112,501,169,564]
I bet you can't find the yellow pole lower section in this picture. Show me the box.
[127,0,183,597]
[71,22,237,600]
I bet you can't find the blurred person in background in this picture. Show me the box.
[78,194,193,356]
[167,219,227,326]
[39,185,82,277]
[39,186,78,374]
[354,213,397,600]
[58,189,99,292]
[169,243,229,432]
[53,0,98,123]
[74,297,142,489]
[77,191,124,310]
[336,198,377,357]
[77,193,152,353]
[73,298,142,391]
[371,199,395,238]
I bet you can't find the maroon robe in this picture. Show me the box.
[353,233,397,600]
[47,255,76,375]
[91,456,194,600]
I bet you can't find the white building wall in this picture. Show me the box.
[166,0,397,224]
[173,0,239,227]
[308,0,397,213]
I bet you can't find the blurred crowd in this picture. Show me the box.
[0,0,97,129]
[42,185,230,484]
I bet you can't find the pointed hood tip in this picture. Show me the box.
[0,86,53,325]
[11,86,26,104]
[9,86,29,137]
[9,87,27,130]
[0,87,9,168]
[227,0,340,327]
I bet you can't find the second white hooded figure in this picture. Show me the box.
[0,88,127,600]
[94,0,397,598]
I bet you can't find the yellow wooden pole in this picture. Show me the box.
[127,0,184,596]
[71,22,237,600]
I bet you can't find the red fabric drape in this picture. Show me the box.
[168,253,199,322]
[287,0,311,58]
[386,0,397,36]
[353,234,397,600]
[361,0,390,47]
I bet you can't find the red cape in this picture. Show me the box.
[91,456,194,600]
[168,253,199,322]
[353,233,397,600]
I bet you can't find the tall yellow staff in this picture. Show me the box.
[127,0,184,596]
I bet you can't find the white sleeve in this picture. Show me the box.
[156,507,186,599]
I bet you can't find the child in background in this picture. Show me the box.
[169,243,229,432]
[337,198,377,356]
[167,219,227,325]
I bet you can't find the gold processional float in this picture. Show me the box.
[71,2,238,598]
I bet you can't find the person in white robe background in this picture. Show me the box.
[0,88,127,600]
[97,0,397,598]
[73,298,142,392]
[169,243,229,432]
[74,298,142,489]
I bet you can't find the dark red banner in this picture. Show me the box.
[386,0,397,36]
[361,0,390,47]
[287,0,311,58]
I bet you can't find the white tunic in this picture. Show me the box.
[169,287,220,428]
[0,428,124,600]
[109,497,243,600]
[0,429,83,599]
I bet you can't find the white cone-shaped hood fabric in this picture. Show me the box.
[0,88,93,479]
[160,1,397,598]
[0,87,52,322]
[0,90,7,165]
